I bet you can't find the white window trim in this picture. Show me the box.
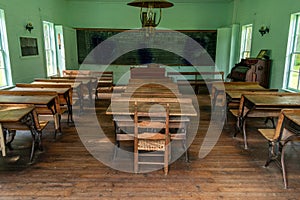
[43,21,57,77]
[0,9,12,88]
[283,12,300,91]
[239,24,253,60]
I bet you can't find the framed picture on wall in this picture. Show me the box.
[256,49,270,59]
[20,37,39,56]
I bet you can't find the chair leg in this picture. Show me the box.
[6,130,16,151]
[134,151,138,173]
[281,144,288,189]
[242,119,248,149]
[264,141,278,167]
[233,117,241,138]
[95,90,98,100]
[113,145,118,160]
[0,125,6,157]
[181,140,189,162]
[164,146,169,175]
[29,130,37,163]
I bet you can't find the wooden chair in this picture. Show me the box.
[133,101,171,175]
[258,109,300,189]
[111,97,192,162]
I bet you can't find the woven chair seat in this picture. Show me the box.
[138,139,165,151]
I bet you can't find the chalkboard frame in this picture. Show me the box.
[76,28,217,66]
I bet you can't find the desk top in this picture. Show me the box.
[48,78,90,85]
[0,104,34,123]
[31,81,81,89]
[283,110,300,126]
[106,101,197,117]
[226,90,279,100]
[213,82,264,91]
[123,78,181,97]
[10,87,70,95]
[52,75,97,80]
[0,95,55,105]
[244,94,300,107]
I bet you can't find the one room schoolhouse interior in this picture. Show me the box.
[1,0,300,199]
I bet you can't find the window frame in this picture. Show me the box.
[283,12,300,92]
[43,21,57,77]
[239,24,253,60]
[0,9,12,89]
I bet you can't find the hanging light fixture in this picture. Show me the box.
[127,0,174,28]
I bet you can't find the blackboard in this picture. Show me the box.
[76,29,217,65]
[20,37,39,57]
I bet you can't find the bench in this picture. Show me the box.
[167,71,224,94]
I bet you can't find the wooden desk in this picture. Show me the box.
[280,110,300,189]
[167,71,224,94]
[107,97,196,161]
[258,109,300,189]
[13,84,73,123]
[283,111,300,127]
[212,82,265,107]
[106,98,197,117]
[32,80,84,112]
[49,76,95,104]
[90,72,114,99]
[122,87,181,98]
[0,94,60,137]
[0,104,41,161]
[238,93,300,149]
[226,89,279,108]
[122,78,181,98]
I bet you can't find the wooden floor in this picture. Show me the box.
[1,94,300,199]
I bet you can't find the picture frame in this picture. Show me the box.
[256,49,270,59]
[20,37,39,57]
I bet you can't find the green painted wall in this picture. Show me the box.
[0,0,234,84]
[0,0,68,83]
[2,0,300,89]
[65,1,233,30]
[233,0,300,89]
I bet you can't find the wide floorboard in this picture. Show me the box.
[0,94,300,199]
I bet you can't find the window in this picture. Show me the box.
[43,21,57,76]
[239,24,253,60]
[0,9,12,88]
[284,13,300,92]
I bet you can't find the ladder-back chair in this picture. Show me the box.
[133,101,170,175]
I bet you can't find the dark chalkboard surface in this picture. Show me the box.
[76,28,217,66]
